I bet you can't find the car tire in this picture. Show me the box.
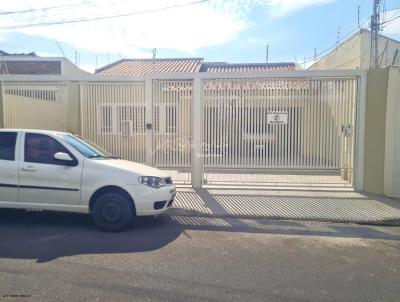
[92,192,135,232]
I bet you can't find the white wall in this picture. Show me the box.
[311,30,400,70]
[61,58,90,76]
[311,33,362,70]
[384,67,400,198]
[360,30,400,69]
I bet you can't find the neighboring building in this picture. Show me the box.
[0,50,89,75]
[309,29,400,70]
[95,58,298,75]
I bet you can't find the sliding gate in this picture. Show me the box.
[202,77,357,186]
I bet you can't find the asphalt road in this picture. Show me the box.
[0,209,399,302]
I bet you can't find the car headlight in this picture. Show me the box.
[138,176,166,189]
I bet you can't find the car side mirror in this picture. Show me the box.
[54,152,77,166]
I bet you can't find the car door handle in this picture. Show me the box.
[21,166,36,172]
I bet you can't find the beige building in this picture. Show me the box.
[310,29,400,70]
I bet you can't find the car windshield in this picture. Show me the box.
[60,134,117,159]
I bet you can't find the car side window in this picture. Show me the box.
[24,133,74,165]
[0,132,17,161]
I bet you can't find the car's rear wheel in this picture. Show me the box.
[92,192,135,232]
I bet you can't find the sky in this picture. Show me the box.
[0,0,399,73]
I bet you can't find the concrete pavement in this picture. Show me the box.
[171,187,400,225]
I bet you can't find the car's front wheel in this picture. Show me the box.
[92,192,135,232]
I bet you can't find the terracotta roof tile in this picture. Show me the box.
[95,59,298,75]
[95,58,203,75]
[200,62,297,72]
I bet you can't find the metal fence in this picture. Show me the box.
[80,82,146,163]
[0,70,365,189]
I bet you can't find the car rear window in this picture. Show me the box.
[0,132,17,161]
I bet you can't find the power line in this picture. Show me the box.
[302,6,400,66]
[2,0,132,24]
[302,14,372,65]
[0,1,98,15]
[0,0,209,30]
[370,0,382,68]
[381,12,400,25]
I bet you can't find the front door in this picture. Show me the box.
[0,131,19,203]
[19,132,82,205]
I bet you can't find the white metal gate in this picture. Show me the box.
[202,77,357,181]
[152,80,192,168]
[80,82,146,163]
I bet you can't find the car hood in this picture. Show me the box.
[91,159,168,178]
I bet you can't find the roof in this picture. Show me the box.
[200,62,297,72]
[95,58,204,75]
[95,58,298,75]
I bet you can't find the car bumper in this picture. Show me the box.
[122,184,176,216]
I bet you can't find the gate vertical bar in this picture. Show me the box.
[192,76,203,188]
[145,76,153,165]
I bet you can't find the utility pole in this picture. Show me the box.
[358,5,361,28]
[266,44,269,63]
[370,0,381,68]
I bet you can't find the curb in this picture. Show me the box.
[168,208,400,227]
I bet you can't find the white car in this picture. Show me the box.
[0,129,176,231]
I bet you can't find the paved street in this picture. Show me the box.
[0,209,399,302]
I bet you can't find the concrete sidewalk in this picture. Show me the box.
[170,187,400,225]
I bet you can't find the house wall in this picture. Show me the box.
[360,30,400,69]
[311,33,362,70]
[62,59,90,76]
[312,30,400,71]
[363,68,388,195]
[384,67,400,198]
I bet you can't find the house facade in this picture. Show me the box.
[309,29,400,70]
